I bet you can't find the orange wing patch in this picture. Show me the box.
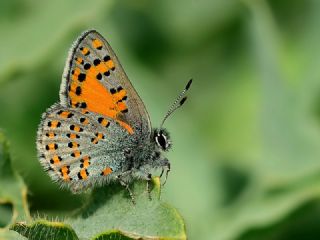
[50,155,61,164]
[68,47,133,133]
[46,143,58,151]
[48,120,61,129]
[101,167,113,176]
[58,110,74,119]
[71,150,81,158]
[80,47,90,56]
[91,132,104,144]
[75,57,84,65]
[105,59,115,69]
[92,39,103,50]
[67,133,79,139]
[116,120,134,134]
[81,156,91,168]
[46,132,56,138]
[60,166,71,181]
[78,169,89,180]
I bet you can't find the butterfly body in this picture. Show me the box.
[37,30,186,194]
[37,103,169,193]
[37,30,175,193]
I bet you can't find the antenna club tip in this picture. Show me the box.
[180,96,187,106]
[186,79,193,90]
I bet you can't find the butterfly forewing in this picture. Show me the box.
[59,30,151,138]
[37,104,130,192]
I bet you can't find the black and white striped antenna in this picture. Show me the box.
[160,79,192,128]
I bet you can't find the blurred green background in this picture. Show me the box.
[1,0,320,239]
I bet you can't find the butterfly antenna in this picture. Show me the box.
[160,79,192,128]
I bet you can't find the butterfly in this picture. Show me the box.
[36,29,192,200]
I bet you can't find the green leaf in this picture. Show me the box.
[71,178,186,240]
[0,131,30,226]
[11,221,79,240]
[11,178,186,240]
[92,230,137,240]
[0,229,27,240]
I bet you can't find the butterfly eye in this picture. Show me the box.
[155,132,170,151]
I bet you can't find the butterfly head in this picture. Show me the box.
[154,128,171,151]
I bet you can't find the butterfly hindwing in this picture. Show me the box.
[37,104,130,192]
[59,30,151,138]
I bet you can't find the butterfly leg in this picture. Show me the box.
[160,168,164,178]
[163,164,170,186]
[146,173,152,201]
[117,171,135,204]
[159,158,170,186]
[118,177,135,204]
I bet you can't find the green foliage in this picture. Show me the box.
[11,178,186,239]
[0,132,185,239]
[2,0,320,239]
[11,221,78,240]
[0,229,27,240]
[93,230,136,240]
[0,132,30,226]
[69,178,185,240]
